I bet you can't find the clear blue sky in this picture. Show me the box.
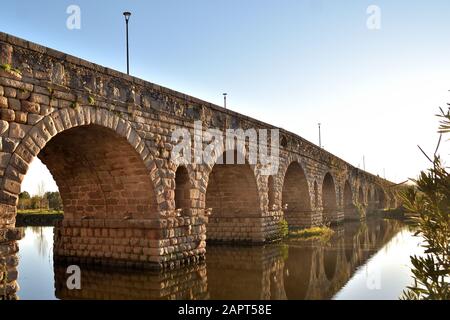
[3,0,449,194]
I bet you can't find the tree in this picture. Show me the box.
[45,191,62,211]
[19,191,31,199]
[36,180,46,210]
[18,191,32,210]
[401,107,450,300]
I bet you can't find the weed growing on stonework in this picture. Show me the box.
[401,107,450,300]
[289,226,334,242]
[1,63,21,76]
[88,95,95,106]
[70,101,79,110]
[279,218,289,238]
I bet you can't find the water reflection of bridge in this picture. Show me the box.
[51,218,403,300]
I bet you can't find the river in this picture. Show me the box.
[16,218,424,300]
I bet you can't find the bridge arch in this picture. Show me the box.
[175,165,192,214]
[376,187,387,210]
[205,151,261,241]
[358,186,365,205]
[321,172,338,223]
[267,175,276,210]
[389,196,397,209]
[343,180,356,219]
[2,106,162,220]
[281,161,312,228]
[368,185,376,211]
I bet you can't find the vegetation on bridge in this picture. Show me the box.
[289,226,334,241]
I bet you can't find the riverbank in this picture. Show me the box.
[16,210,63,227]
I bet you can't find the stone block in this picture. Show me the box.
[14,111,27,124]
[0,96,8,108]
[8,123,30,139]
[0,120,8,135]
[3,87,16,98]
[27,113,44,125]
[7,98,20,110]
[21,100,40,114]
[0,109,14,121]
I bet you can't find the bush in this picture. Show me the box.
[401,107,450,300]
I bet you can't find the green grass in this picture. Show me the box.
[289,226,334,241]
[17,209,63,215]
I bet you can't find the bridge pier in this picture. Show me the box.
[323,210,344,225]
[0,226,22,300]
[53,216,207,269]
[284,209,322,229]
[207,211,283,243]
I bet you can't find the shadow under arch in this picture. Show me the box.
[358,187,365,205]
[205,151,260,242]
[322,173,338,223]
[282,161,312,228]
[376,188,387,210]
[175,165,191,214]
[343,180,356,219]
[38,125,158,220]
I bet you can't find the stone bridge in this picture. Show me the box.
[0,32,399,291]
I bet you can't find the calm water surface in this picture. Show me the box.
[16,218,424,300]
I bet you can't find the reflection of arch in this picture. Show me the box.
[4,107,161,220]
[345,243,353,262]
[284,246,313,299]
[175,166,191,213]
[322,173,337,221]
[323,249,338,281]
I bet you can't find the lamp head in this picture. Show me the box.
[123,11,131,22]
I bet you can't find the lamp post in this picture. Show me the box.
[318,123,322,148]
[223,93,227,109]
[123,11,131,75]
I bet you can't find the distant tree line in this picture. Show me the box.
[18,191,63,212]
